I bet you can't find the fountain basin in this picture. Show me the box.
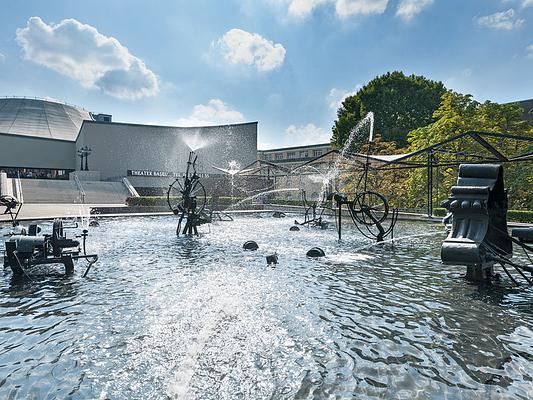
[0,216,532,399]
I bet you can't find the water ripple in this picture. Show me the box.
[0,216,532,399]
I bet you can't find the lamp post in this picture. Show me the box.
[77,148,84,171]
[83,146,92,171]
[77,146,92,171]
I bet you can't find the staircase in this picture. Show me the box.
[19,178,131,204]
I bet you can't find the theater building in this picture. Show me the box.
[0,97,257,195]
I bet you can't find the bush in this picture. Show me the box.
[432,207,533,223]
[508,210,533,224]
[433,207,447,217]
[126,196,248,207]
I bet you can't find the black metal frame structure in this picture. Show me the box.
[296,131,533,217]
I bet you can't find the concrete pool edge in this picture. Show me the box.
[1,203,531,228]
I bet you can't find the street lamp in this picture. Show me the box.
[77,146,92,171]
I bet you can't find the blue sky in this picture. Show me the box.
[0,0,532,149]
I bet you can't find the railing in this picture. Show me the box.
[0,95,88,111]
[72,173,86,204]
[122,177,140,198]
[14,175,24,204]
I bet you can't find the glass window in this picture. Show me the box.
[313,150,323,157]
[287,152,296,159]
[275,153,284,160]
[300,150,309,158]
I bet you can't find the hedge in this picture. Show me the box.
[127,197,532,223]
[126,196,247,207]
[432,207,532,223]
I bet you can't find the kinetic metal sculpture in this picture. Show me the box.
[1,197,98,277]
[167,151,210,236]
[441,164,532,283]
[295,191,329,229]
[329,190,398,242]
[1,195,22,227]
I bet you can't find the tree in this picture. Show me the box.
[406,91,533,210]
[332,71,446,148]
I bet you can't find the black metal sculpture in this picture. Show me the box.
[2,218,98,277]
[441,164,533,283]
[1,195,22,227]
[167,151,210,236]
[329,191,398,242]
[295,191,329,229]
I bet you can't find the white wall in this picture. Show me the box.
[76,121,258,186]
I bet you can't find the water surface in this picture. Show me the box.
[1,216,532,399]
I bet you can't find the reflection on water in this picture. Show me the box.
[0,216,532,399]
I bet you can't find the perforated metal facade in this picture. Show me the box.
[0,97,92,140]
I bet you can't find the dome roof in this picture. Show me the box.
[0,97,93,141]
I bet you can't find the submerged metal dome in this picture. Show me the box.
[0,97,93,141]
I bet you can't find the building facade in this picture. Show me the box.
[0,97,258,194]
[257,143,332,168]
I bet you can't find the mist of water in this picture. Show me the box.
[225,188,303,211]
[183,131,211,151]
[317,112,374,202]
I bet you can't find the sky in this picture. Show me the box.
[0,0,532,149]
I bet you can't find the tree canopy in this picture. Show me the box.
[332,71,446,148]
[406,91,533,209]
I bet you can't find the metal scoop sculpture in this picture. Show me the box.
[167,151,210,236]
[441,163,533,284]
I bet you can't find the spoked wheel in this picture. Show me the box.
[350,191,389,226]
[167,178,207,214]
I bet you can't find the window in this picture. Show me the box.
[300,150,309,158]
[287,152,296,159]
[275,153,284,160]
[313,149,323,157]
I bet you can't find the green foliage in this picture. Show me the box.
[332,71,446,148]
[126,196,246,207]
[406,91,533,210]
[433,208,533,223]
[508,210,533,224]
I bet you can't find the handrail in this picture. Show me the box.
[72,172,86,204]
[122,177,140,197]
[14,175,24,204]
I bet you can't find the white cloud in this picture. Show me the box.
[284,123,331,146]
[327,86,360,110]
[176,99,245,127]
[0,52,5,62]
[214,29,286,72]
[335,0,389,18]
[474,9,524,30]
[15,17,159,99]
[287,0,329,17]
[396,0,434,21]
[527,44,533,58]
[521,0,533,7]
[273,0,388,19]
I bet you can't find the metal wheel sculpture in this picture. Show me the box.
[350,191,389,226]
[167,151,211,236]
[327,120,398,243]
[167,177,207,216]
